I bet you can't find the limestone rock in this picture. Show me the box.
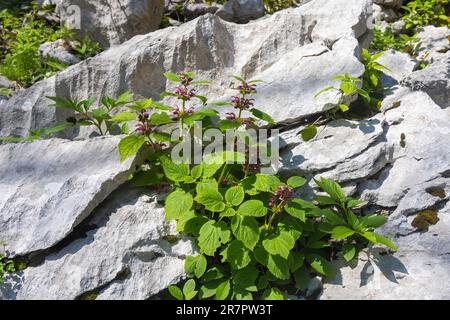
[1,188,196,300]
[55,0,165,48]
[321,201,450,300]
[1,0,371,139]
[359,91,450,208]
[279,117,392,184]
[402,52,450,109]
[0,136,143,256]
[376,49,418,87]
[39,40,81,66]
[216,0,265,24]
[415,26,450,65]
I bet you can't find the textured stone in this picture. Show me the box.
[1,188,196,300]
[0,136,143,256]
[377,49,417,88]
[55,0,165,48]
[1,0,371,139]
[402,52,450,109]
[415,26,450,64]
[39,40,81,66]
[216,0,265,24]
[359,91,450,208]
[279,117,391,183]
[321,201,450,300]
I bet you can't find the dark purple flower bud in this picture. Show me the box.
[135,122,155,135]
[186,107,195,115]
[231,96,254,110]
[241,118,254,126]
[238,82,257,94]
[170,106,181,117]
[226,112,237,121]
[177,72,193,86]
[174,86,196,101]
[139,112,150,122]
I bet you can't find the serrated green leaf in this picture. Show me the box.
[306,254,334,277]
[109,112,137,123]
[118,135,147,162]
[287,176,307,188]
[249,108,275,124]
[149,112,174,126]
[233,266,259,292]
[360,215,388,228]
[254,174,281,193]
[262,232,295,259]
[285,200,307,222]
[168,285,184,300]
[220,240,251,270]
[231,215,260,250]
[237,200,267,217]
[220,207,236,218]
[216,279,231,300]
[225,186,245,207]
[288,252,305,272]
[195,187,226,212]
[164,190,193,220]
[160,156,190,182]
[164,72,181,82]
[331,226,355,239]
[300,125,318,142]
[185,255,207,278]
[198,221,231,256]
[342,243,356,262]
[183,279,197,300]
[254,247,290,280]
[375,233,397,251]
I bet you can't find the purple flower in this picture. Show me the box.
[226,112,237,121]
[174,86,196,101]
[269,186,294,210]
[231,96,254,110]
[177,72,193,86]
[135,122,155,135]
[138,112,150,122]
[238,82,257,94]
[241,118,254,126]
[170,106,181,117]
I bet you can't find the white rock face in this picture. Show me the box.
[0,137,143,256]
[415,26,450,64]
[321,201,450,300]
[1,188,196,300]
[402,52,450,109]
[0,0,371,139]
[55,0,165,48]
[374,0,403,8]
[359,91,450,208]
[377,49,418,87]
[39,40,81,66]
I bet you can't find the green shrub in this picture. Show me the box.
[0,1,100,87]
[401,0,450,29]
[0,242,15,285]
[370,27,420,54]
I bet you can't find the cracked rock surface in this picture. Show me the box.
[0,136,143,256]
[1,188,195,300]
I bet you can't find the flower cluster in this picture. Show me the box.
[231,96,254,110]
[136,122,155,135]
[268,186,294,210]
[175,86,196,101]
[238,82,257,95]
[178,72,193,86]
[171,106,195,118]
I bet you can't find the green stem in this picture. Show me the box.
[218,164,227,185]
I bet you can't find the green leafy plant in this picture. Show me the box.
[401,0,450,29]
[370,27,420,54]
[264,0,297,14]
[361,49,390,109]
[0,87,12,97]
[0,1,101,87]
[0,242,15,285]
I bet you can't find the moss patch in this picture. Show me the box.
[411,209,440,231]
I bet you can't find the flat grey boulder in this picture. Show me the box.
[359,91,450,208]
[377,49,418,87]
[0,136,143,256]
[415,26,450,65]
[0,0,371,139]
[402,52,450,109]
[56,0,165,48]
[279,117,392,184]
[321,201,450,300]
[39,40,81,66]
[1,188,195,300]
